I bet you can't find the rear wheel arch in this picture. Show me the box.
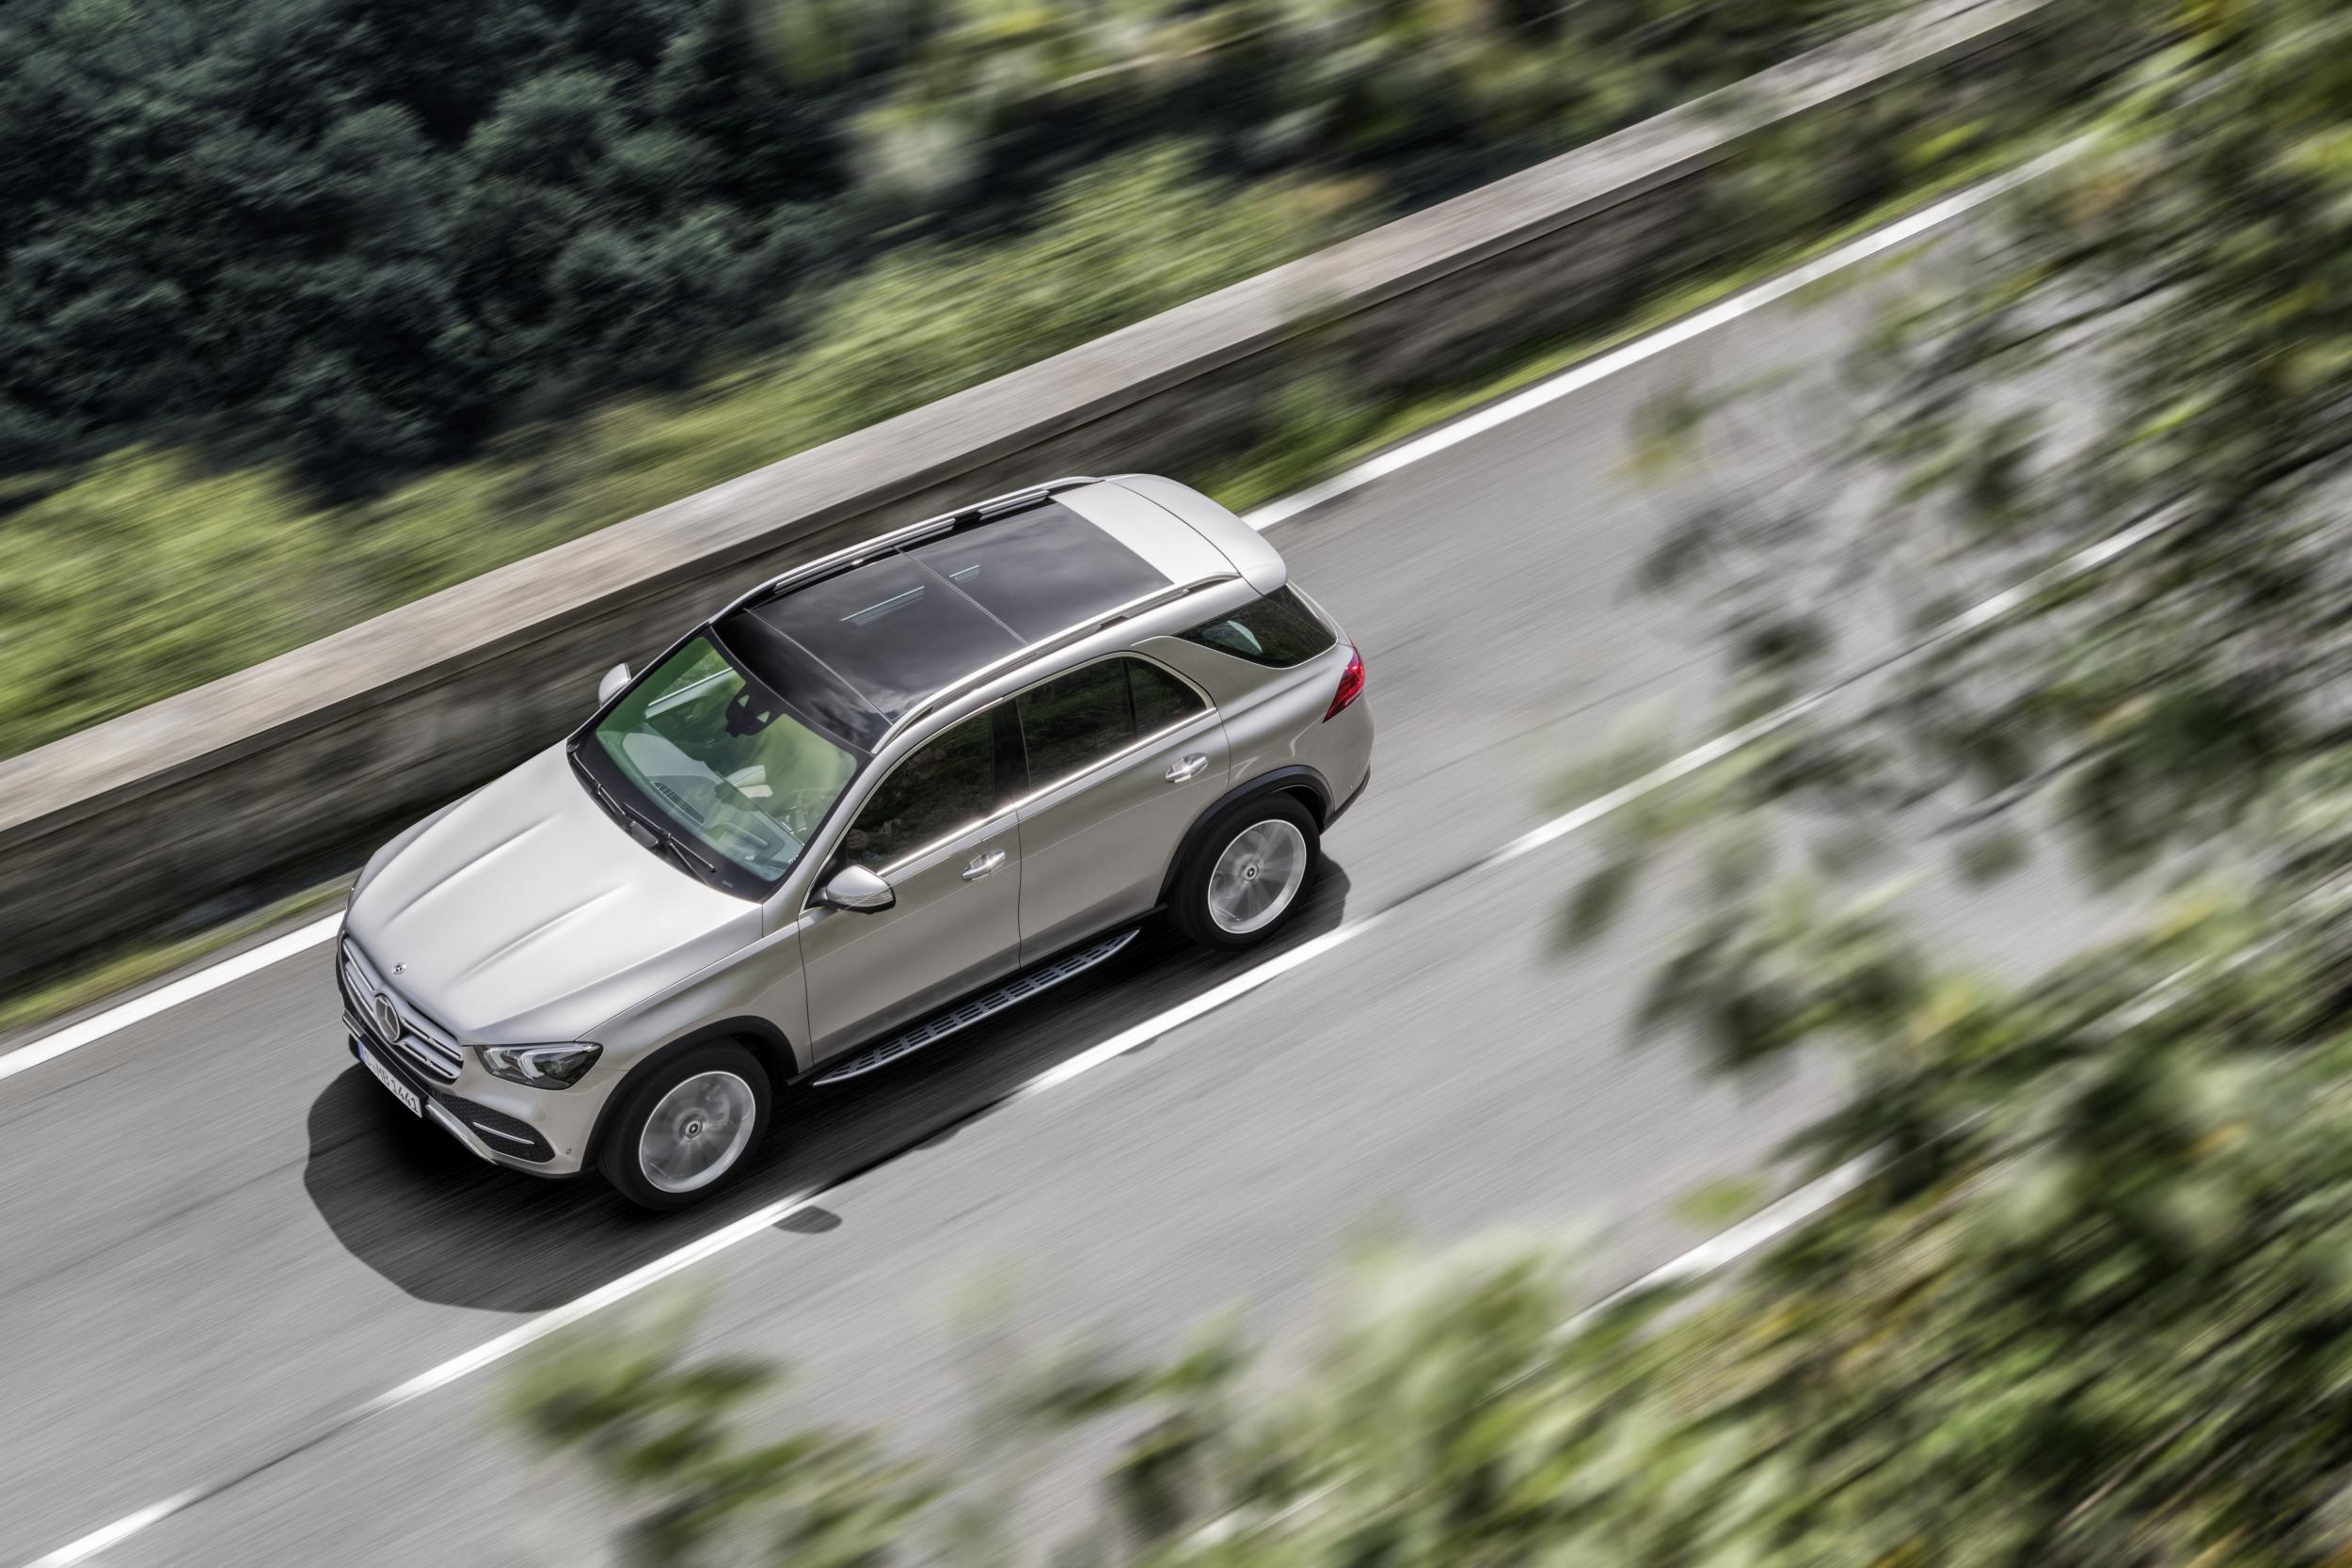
[1158,766,1330,908]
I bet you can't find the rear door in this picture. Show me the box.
[1013,656,1226,959]
[801,706,1025,1056]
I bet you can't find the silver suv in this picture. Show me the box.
[338,475,1373,1208]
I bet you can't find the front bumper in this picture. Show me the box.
[337,940,596,1178]
[344,1035,593,1176]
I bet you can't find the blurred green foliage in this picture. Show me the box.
[1590,0,2352,919]
[766,0,1883,211]
[510,884,2352,1564]
[506,1288,938,1564]
[0,0,1920,761]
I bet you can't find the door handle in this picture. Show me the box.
[1165,753,1209,784]
[961,848,1008,881]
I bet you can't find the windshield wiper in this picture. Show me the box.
[571,752,724,887]
[634,816,720,880]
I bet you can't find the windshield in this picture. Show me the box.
[586,636,859,891]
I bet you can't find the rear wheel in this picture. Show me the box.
[598,1041,771,1211]
[1168,796,1320,950]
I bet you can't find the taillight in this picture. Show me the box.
[1324,643,1365,721]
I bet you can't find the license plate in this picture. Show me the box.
[358,1040,423,1117]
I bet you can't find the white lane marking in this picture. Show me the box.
[1565,1154,1877,1332]
[21,166,2060,1568]
[1239,161,2047,534]
[0,160,2033,1094]
[0,915,344,1085]
[26,1499,196,1568]
[19,702,1806,1568]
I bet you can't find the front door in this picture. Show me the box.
[1013,656,1226,959]
[801,708,1023,1056]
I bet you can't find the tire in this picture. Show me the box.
[597,1041,772,1211]
[1168,795,1321,951]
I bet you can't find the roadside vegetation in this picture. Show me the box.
[501,3,2352,1562]
[2,0,1940,761]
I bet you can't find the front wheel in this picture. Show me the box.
[598,1041,772,1211]
[1168,796,1321,951]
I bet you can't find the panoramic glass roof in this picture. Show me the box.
[713,501,1169,752]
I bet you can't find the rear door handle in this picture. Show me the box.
[1165,754,1209,784]
[962,848,1008,881]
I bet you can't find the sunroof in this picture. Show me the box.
[714,501,1175,752]
[736,552,1020,725]
[909,502,1168,640]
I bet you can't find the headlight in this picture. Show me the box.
[478,1042,603,1089]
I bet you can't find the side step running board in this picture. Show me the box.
[811,928,1139,1085]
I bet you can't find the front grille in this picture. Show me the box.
[339,940,464,1084]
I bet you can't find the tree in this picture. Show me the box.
[505,1290,936,1566]
[1579,0,2352,922]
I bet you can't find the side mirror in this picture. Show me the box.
[819,864,896,913]
[596,662,632,706]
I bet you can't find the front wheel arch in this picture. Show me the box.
[581,1015,795,1168]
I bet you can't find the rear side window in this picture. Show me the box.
[1178,586,1334,667]
[1021,660,1131,784]
[1019,657,1209,785]
[1129,659,1206,733]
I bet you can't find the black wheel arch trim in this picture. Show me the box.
[582,1015,794,1165]
[1158,765,1330,907]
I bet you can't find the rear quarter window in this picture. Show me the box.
[1177,586,1335,667]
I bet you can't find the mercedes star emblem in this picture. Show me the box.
[370,990,401,1041]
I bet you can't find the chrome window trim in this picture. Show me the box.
[878,573,1236,748]
[1001,709,1210,818]
[997,650,1214,809]
[800,651,1214,911]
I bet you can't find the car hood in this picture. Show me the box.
[344,745,760,1044]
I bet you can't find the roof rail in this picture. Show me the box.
[883,571,1240,745]
[716,476,1104,620]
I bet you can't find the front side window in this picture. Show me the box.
[588,636,860,891]
[1019,657,1208,788]
[1178,585,1335,667]
[840,711,1002,871]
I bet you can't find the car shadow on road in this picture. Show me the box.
[304,862,1353,1313]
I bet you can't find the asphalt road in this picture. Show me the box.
[0,212,2133,1566]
